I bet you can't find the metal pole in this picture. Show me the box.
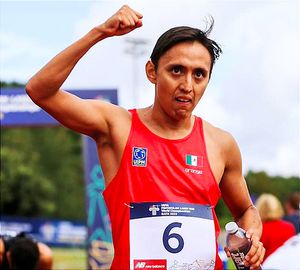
[125,38,149,107]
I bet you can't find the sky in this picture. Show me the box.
[1,0,299,177]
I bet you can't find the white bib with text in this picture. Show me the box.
[130,202,216,270]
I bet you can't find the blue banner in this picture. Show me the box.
[0,88,118,127]
[0,216,86,247]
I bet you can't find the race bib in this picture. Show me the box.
[130,202,216,270]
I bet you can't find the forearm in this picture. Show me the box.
[26,26,107,100]
[26,5,142,102]
[236,205,262,238]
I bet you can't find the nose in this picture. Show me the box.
[179,75,193,93]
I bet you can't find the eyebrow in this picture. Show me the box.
[168,64,209,74]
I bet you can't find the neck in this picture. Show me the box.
[137,106,195,139]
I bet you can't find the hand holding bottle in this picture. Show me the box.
[225,222,265,270]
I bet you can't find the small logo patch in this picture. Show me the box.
[185,154,203,167]
[149,205,160,216]
[132,147,148,167]
[185,154,204,174]
[134,259,167,269]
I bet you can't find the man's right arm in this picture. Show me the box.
[26,5,143,138]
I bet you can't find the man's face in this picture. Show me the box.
[148,41,211,120]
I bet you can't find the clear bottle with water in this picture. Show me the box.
[225,222,261,270]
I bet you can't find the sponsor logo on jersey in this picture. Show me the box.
[184,168,203,175]
[134,259,167,269]
[132,147,148,167]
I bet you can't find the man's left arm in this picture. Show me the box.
[219,133,265,269]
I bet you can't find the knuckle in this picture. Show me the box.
[250,254,258,264]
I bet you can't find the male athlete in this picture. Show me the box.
[26,5,265,270]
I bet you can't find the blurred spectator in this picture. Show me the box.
[255,193,296,261]
[262,233,300,270]
[0,232,53,270]
[283,192,300,233]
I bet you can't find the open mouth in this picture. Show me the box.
[175,97,192,103]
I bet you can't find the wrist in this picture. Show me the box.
[92,24,114,40]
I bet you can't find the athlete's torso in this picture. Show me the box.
[103,109,223,269]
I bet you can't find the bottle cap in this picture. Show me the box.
[225,222,238,234]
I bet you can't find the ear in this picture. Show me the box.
[145,60,157,84]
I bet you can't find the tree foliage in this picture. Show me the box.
[245,170,299,203]
[216,170,300,228]
[0,80,25,89]
[1,127,85,220]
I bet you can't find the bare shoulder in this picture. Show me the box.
[97,101,131,124]
[202,119,241,183]
[37,242,52,257]
[37,242,53,269]
[202,120,238,152]
[100,102,132,133]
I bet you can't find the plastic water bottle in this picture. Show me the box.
[225,222,261,270]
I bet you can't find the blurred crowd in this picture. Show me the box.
[255,192,300,269]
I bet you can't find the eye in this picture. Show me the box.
[171,66,182,74]
[194,69,204,78]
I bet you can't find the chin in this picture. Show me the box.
[174,110,192,119]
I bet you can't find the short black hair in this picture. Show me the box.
[10,238,39,270]
[150,19,222,77]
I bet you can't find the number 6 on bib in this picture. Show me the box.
[163,222,184,253]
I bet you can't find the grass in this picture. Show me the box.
[227,259,236,269]
[52,247,87,270]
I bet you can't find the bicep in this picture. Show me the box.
[219,135,253,220]
[33,90,111,138]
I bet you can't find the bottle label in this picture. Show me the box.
[231,251,250,270]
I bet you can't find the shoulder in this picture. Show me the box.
[92,101,132,137]
[106,105,132,131]
[37,242,53,269]
[93,100,131,119]
[202,120,239,155]
[281,220,297,231]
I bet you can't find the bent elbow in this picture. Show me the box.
[25,78,48,103]
[25,79,37,101]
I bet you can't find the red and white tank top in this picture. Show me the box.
[103,109,223,269]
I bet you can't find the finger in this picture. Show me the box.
[119,16,133,29]
[245,240,259,263]
[224,247,231,258]
[120,5,143,21]
[122,5,143,26]
[125,8,143,27]
[246,241,264,269]
[256,245,265,267]
[118,13,141,29]
[127,5,143,19]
